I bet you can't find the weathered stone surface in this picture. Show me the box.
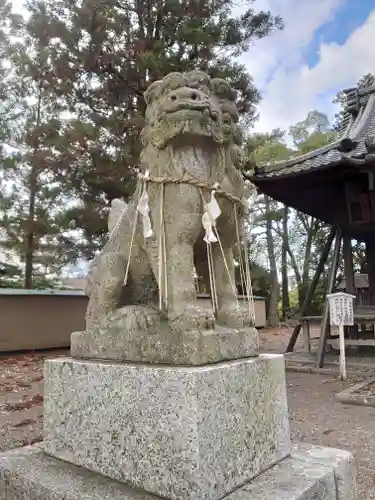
[0,445,154,500]
[71,308,259,364]
[292,442,357,500]
[227,455,337,500]
[0,443,356,500]
[336,377,375,407]
[82,70,253,363]
[43,354,290,500]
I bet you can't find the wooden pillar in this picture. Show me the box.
[286,227,335,353]
[343,235,355,295]
[343,234,358,339]
[366,236,375,305]
[302,319,311,354]
[316,227,342,368]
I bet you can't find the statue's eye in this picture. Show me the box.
[170,94,177,101]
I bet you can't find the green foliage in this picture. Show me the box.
[244,128,292,170]
[0,260,62,288]
[249,260,272,301]
[246,110,337,318]
[289,110,331,146]
[0,0,284,287]
[0,0,82,286]
[11,0,283,253]
[0,261,23,288]
[293,130,336,155]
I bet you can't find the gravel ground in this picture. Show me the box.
[261,326,375,499]
[0,350,66,451]
[0,331,374,498]
[287,371,375,499]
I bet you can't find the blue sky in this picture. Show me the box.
[240,0,375,134]
[307,1,373,67]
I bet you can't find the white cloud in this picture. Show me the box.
[242,1,375,134]
[240,0,343,87]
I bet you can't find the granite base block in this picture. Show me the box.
[0,444,356,500]
[292,442,357,500]
[43,354,291,500]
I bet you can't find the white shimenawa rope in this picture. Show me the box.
[158,182,168,312]
[242,222,256,326]
[212,224,239,305]
[114,172,155,291]
[234,203,246,304]
[200,186,239,313]
[162,194,168,310]
[206,240,218,315]
[124,209,139,287]
[200,187,219,314]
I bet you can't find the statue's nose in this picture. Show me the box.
[169,87,206,102]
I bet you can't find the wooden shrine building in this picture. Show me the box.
[249,83,375,367]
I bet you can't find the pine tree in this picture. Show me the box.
[19,0,283,254]
[0,0,81,287]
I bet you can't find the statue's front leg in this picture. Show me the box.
[212,241,252,328]
[147,185,215,331]
[166,240,215,330]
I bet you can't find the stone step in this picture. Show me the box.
[0,443,356,500]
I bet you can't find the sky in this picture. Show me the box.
[10,0,375,136]
[240,0,375,134]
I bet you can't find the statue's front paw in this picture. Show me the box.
[168,303,215,331]
[217,302,253,328]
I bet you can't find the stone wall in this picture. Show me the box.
[0,289,86,352]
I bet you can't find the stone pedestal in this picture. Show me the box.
[71,320,259,365]
[0,343,357,500]
[0,443,356,500]
[43,354,291,500]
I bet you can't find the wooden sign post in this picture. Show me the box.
[326,292,356,381]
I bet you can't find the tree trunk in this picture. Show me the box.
[24,164,38,288]
[281,205,289,320]
[298,216,316,310]
[265,195,279,326]
[24,86,42,289]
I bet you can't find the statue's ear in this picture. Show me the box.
[144,80,162,105]
[211,78,237,102]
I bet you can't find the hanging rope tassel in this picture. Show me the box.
[158,182,168,312]
[201,188,219,315]
[158,182,165,312]
[234,203,246,303]
[123,209,138,287]
[137,170,154,239]
[243,232,256,326]
[201,186,239,312]
[206,241,218,315]
[162,200,168,311]
[212,224,239,304]
[233,203,255,326]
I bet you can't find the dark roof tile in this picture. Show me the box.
[253,85,375,179]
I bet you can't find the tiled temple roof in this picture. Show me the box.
[252,85,375,179]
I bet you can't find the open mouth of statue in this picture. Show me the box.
[165,101,219,122]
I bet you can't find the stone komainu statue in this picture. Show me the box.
[72,70,256,364]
